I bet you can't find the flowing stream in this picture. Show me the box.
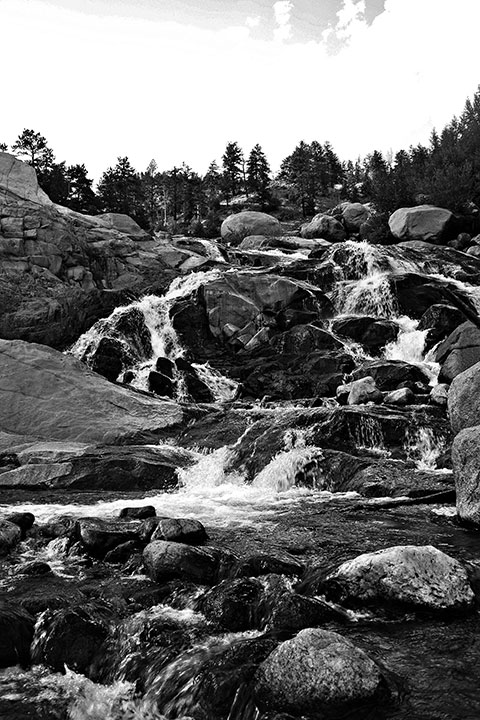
[4,239,480,719]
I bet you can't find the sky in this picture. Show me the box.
[1,0,480,182]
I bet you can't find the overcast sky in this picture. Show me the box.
[1,0,479,182]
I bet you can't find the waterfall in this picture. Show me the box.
[70,269,239,402]
[351,416,390,456]
[405,427,446,471]
[384,316,440,385]
[329,241,398,318]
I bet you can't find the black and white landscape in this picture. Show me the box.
[2,1,480,719]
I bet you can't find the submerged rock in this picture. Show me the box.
[196,577,264,631]
[254,628,385,715]
[0,519,21,554]
[326,545,474,610]
[0,601,35,668]
[32,603,110,675]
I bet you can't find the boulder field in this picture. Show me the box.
[3,160,480,719]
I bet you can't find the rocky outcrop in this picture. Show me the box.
[300,214,346,242]
[254,628,385,715]
[0,339,182,445]
[389,205,453,243]
[220,211,281,245]
[173,270,333,358]
[326,545,474,610]
[0,152,178,348]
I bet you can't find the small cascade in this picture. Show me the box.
[329,241,398,318]
[384,316,440,385]
[405,427,446,471]
[70,269,239,402]
[351,416,390,456]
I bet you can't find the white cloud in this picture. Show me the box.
[246,15,261,28]
[0,0,479,181]
[273,0,293,42]
[335,0,367,41]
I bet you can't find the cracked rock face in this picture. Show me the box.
[327,544,474,610]
[254,628,384,714]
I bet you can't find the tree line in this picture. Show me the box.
[2,85,480,235]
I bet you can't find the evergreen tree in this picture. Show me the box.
[221,141,244,203]
[247,144,271,208]
[279,141,315,216]
[12,129,54,174]
[65,164,97,213]
[0,142,8,152]
[97,156,144,223]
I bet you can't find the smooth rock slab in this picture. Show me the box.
[254,628,384,714]
[328,545,474,610]
[0,339,182,445]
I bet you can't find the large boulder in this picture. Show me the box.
[221,211,281,245]
[452,426,480,525]
[300,214,346,242]
[331,315,398,354]
[389,205,453,243]
[417,303,464,351]
[351,359,429,391]
[448,360,480,433]
[143,540,221,584]
[326,545,474,610]
[435,321,480,383]
[0,339,181,445]
[341,202,370,232]
[254,628,384,715]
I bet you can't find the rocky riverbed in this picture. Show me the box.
[2,154,480,719]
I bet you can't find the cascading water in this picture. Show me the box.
[405,427,447,471]
[384,316,440,385]
[330,241,399,319]
[70,269,238,402]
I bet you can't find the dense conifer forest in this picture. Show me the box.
[2,85,480,236]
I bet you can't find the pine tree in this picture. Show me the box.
[247,144,271,208]
[221,141,244,204]
[97,157,144,223]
